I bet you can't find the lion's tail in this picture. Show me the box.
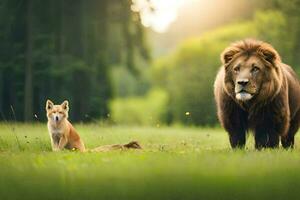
[89,141,142,152]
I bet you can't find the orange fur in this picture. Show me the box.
[46,100,85,152]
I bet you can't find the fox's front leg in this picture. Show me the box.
[51,141,59,151]
[49,136,59,151]
[57,136,68,150]
[52,141,62,151]
[50,134,61,151]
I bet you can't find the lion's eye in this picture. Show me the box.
[233,66,240,73]
[252,66,260,73]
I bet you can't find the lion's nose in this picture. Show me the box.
[237,79,249,87]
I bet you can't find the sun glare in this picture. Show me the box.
[132,0,184,33]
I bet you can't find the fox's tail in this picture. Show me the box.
[89,141,142,152]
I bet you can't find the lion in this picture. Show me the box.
[214,39,300,149]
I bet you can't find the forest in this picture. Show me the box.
[0,0,149,122]
[1,0,300,125]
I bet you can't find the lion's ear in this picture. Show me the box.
[221,47,240,65]
[258,44,281,63]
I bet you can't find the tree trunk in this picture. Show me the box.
[24,0,33,121]
[122,0,135,73]
[93,0,111,118]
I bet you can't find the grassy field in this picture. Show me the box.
[0,123,300,200]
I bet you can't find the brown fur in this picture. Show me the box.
[90,141,142,152]
[214,39,300,149]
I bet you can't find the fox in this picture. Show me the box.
[46,100,141,152]
[46,100,85,152]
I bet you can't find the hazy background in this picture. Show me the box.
[1,0,300,126]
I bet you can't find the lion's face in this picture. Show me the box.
[221,39,283,103]
[227,55,266,101]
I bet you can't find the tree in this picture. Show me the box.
[24,0,33,121]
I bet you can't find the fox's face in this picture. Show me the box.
[46,100,69,123]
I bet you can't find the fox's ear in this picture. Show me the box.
[61,100,69,111]
[46,100,54,110]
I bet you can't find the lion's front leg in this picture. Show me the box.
[254,125,279,149]
[229,131,246,149]
[220,107,247,149]
[254,128,268,150]
[221,110,247,149]
[267,133,279,148]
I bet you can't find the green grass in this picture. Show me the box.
[0,123,300,200]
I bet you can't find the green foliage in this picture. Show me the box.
[109,88,169,126]
[253,10,292,63]
[110,65,151,98]
[254,0,300,71]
